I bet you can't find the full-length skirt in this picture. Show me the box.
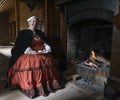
[8,53,61,98]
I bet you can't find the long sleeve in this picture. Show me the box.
[9,29,33,67]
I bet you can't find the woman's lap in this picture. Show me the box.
[8,54,61,98]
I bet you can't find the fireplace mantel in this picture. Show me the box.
[58,0,119,25]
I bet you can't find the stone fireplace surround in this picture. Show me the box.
[67,19,112,85]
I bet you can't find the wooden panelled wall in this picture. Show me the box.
[0,12,9,45]
[110,5,120,79]
[110,25,120,79]
[8,1,44,43]
[9,7,16,43]
[45,1,67,70]
[46,1,61,57]
[19,2,44,30]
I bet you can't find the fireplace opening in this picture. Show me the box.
[67,19,112,85]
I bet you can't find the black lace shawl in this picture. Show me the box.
[9,29,48,68]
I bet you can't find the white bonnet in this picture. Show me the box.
[27,16,39,22]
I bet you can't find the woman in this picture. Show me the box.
[8,16,61,98]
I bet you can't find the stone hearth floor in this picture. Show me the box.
[0,78,109,100]
[69,79,105,100]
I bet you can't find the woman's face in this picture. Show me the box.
[28,18,39,28]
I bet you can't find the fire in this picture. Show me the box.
[84,50,105,67]
[90,50,96,59]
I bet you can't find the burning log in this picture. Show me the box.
[83,50,105,67]
[84,59,98,68]
[84,58,104,67]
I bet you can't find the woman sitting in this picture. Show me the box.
[7,16,61,99]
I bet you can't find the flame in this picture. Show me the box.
[90,50,96,59]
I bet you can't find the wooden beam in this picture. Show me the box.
[45,0,48,36]
[15,0,19,34]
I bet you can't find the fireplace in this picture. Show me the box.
[67,19,112,85]
[57,0,119,84]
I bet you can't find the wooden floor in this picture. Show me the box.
[0,54,9,80]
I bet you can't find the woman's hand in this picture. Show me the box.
[24,47,37,54]
[29,50,37,54]
[24,43,52,55]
